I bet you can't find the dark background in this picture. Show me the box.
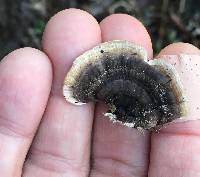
[0,0,200,59]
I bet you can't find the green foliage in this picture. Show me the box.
[34,19,45,34]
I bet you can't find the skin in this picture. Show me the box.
[0,8,200,177]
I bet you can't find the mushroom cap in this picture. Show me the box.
[63,40,186,130]
[63,40,147,105]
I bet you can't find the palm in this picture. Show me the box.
[0,8,200,177]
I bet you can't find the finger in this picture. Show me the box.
[90,14,153,177]
[149,43,200,177]
[157,42,200,56]
[23,9,101,177]
[0,48,52,176]
[101,14,153,58]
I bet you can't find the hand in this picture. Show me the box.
[1,8,200,177]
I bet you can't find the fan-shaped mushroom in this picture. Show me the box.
[63,40,187,130]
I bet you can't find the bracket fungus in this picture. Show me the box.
[63,40,187,130]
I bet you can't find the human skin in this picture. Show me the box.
[0,8,200,177]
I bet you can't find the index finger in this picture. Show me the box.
[23,9,101,176]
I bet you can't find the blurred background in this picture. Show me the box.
[0,0,200,59]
